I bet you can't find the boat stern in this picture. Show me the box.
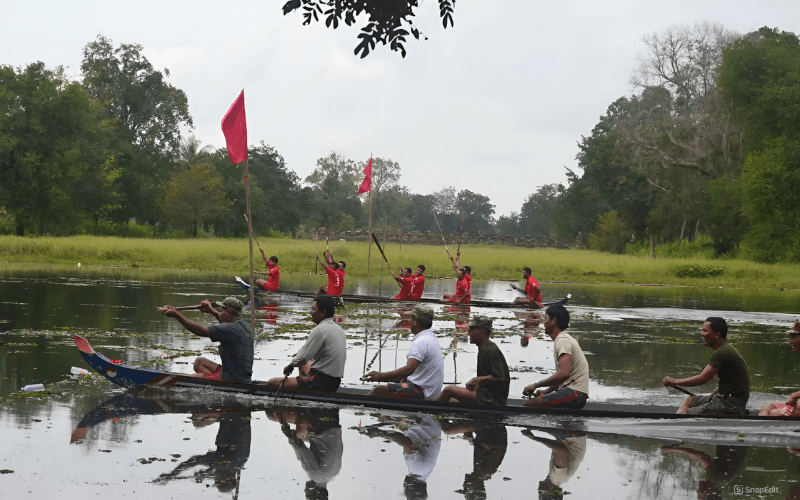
[74,335,95,355]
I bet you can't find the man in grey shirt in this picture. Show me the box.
[267,295,347,392]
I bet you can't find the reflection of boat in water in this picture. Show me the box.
[75,335,800,431]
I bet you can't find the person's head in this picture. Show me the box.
[410,305,434,332]
[403,267,413,277]
[213,297,243,321]
[457,267,466,279]
[468,316,493,345]
[403,475,428,500]
[305,480,329,500]
[338,261,346,270]
[523,267,532,279]
[520,335,531,347]
[270,256,278,265]
[416,265,425,275]
[329,260,339,270]
[544,304,569,335]
[702,317,727,346]
[463,265,471,275]
[311,295,336,323]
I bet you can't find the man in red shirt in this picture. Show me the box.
[441,267,471,304]
[408,265,426,301]
[316,250,346,296]
[514,267,543,308]
[389,265,414,300]
[255,249,280,292]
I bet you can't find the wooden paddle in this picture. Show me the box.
[371,232,401,288]
[315,231,319,275]
[456,211,465,252]
[323,211,329,252]
[243,213,262,249]
[672,385,696,397]
[510,284,528,296]
[155,304,204,311]
[432,211,452,260]
[274,374,288,404]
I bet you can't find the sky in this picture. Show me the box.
[2,1,799,217]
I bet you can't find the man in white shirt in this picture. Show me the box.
[363,305,444,400]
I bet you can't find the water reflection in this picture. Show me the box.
[265,406,343,499]
[521,428,586,499]
[660,445,746,500]
[441,421,508,500]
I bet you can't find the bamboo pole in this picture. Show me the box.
[245,158,256,335]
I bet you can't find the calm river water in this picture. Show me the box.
[1,268,800,499]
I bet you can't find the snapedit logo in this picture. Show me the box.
[734,485,779,495]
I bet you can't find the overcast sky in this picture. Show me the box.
[3,1,799,216]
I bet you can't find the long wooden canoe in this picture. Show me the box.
[74,335,798,422]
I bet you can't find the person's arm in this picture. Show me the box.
[786,390,800,406]
[388,263,401,282]
[466,373,503,391]
[363,357,421,382]
[663,364,718,388]
[523,353,573,396]
[285,328,323,374]
[325,250,335,266]
[316,253,329,269]
[451,251,461,272]
[259,248,269,267]
[160,305,212,338]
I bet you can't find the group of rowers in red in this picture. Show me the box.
[252,247,545,307]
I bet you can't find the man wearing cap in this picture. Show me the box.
[523,304,589,409]
[663,317,750,415]
[436,316,510,407]
[363,305,444,400]
[160,297,254,383]
[267,295,347,392]
[759,321,800,417]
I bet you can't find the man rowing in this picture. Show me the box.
[389,264,414,300]
[759,321,800,417]
[408,265,426,300]
[523,304,589,409]
[363,305,444,400]
[513,267,542,308]
[160,297,253,383]
[663,317,750,415]
[255,249,280,291]
[436,316,510,407]
[315,250,345,296]
[441,266,471,304]
[267,295,346,392]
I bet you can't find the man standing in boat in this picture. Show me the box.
[522,304,589,409]
[436,316,510,407]
[513,267,542,308]
[388,265,414,300]
[315,250,346,296]
[267,295,346,392]
[663,317,750,415]
[160,297,253,383]
[363,305,444,400]
[255,249,280,292]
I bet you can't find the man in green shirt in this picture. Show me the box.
[436,316,510,407]
[663,317,750,415]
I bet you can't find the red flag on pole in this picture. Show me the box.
[357,157,372,194]
[221,90,248,164]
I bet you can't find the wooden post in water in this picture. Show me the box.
[245,158,256,335]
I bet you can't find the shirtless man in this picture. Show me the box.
[759,321,800,417]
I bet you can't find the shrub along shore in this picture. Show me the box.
[0,235,799,291]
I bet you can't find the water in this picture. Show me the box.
[2,269,800,499]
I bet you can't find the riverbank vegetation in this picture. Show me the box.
[1,235,799,291]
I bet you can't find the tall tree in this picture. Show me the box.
[456,189,495,234]
[161,164,231,237]
[519,184,562,239]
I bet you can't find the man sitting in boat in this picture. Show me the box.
[160,297,253,383]
[436,316,510,407]
[522,304,589,409]
[513,267,543,308]
[408,265,426,301]
[363,305,444,400]
[254,249,280,292]
[267,295,346,392]
[663,317,750,415]
[759,321,800,417]
[389,265,414,300]
[440,266,471,304]
[315,250,345,296]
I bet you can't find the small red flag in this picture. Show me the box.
[221,90,248,164]
[357,157,372,194]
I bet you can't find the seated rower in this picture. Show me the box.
[363,305,444,400]
[315,250,345,296]
[663,317,750,415]
[523,304,589,409]
[267,295,346,392]
[513,267,543,308]
[408,265,426,301]
[255,250,280,292]
[436,316,510,407]
[759,321,800,417]
[389,264,414,300]
[440,266,471,304]
[160,297,253,383]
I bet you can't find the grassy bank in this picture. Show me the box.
[1,235,799,290]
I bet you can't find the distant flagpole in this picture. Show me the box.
[359,156,374,292]
[221,90,255,334]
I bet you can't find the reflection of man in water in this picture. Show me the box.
[516,311,542,347]
[153,410,251,493]
[267,407,343,500]
[359,416,443,500]
[441,421,508,500]
[661,444,747,500]
[521,428,586,500]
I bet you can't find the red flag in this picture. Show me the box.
[357,157,372,194]
[221,90,248,164]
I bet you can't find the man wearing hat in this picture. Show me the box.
[363,305,444,400]
[759,321,800,416]
[436,316,510,406]
[160,297,254,383]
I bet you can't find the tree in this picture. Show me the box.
[405,194,436,232]
[282,0,456,58]
[432,186,457,214]
[161,164,231,237]
[588,211,630,254]
[456,189,495,234]
[304,151,365,229]
[177,135,214,170]
[519,184,561,239]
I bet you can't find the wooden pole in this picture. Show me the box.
[367,188,373,293]
[245,158,256,335]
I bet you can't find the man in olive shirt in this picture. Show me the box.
[436,316,510,406]
[664,317,750,415]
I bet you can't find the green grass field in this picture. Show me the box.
[1,235,799,291]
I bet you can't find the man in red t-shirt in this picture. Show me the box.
[316,250,346,296]
[389,265,414,300]
[255,249,280,291]
[408,265,426,301]
[514,267,542,308]
[441,267,471,304]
